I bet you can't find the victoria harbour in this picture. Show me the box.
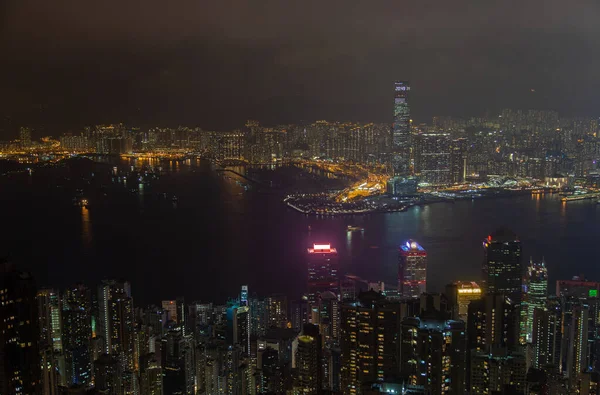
[2,159,598,305]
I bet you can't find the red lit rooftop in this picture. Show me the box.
[307,243,337,254]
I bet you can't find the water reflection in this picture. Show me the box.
[81,207,92,247]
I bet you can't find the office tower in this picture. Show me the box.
[0,261,41,394]
[532,298,562,370]
[556,277,600,298]
[265,294,288,329]
[294,324,322,395]
[392,81,411,175]
[227,304,250,355]
[414,131,452,184]
[37,288,66,393]
[290,298,309,332]
[240,285,249,306]
[482,228,523,302]
[385,176,418,196]
[445,281,482,321]
[162,330,196,395]
[307,243,339,306]
[470,348,527,395]
[177,297,186,334]
[312,291,340,344]
[250,296,269,337]
[162,300,178,323]
[143,305,167,338]
[398,240,427,298]
[94,354,123,394]
[523,258,548,343]
[63,284,92,386]
[467,294,520,353]
[140,355,162,395]
[400,318,466,395]
[450,138,467,183]
[340,291,402,395]
[19,126,32,148]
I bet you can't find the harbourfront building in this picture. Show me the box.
[392,81,411,176]
[398,240,427,298]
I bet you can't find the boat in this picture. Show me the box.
[347,225,364,232]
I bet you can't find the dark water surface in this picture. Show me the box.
[1,159,599,304]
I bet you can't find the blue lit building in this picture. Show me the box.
[398,240,427,298]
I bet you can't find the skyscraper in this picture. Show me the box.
[0,261,41,395]
[523,258,548,343]
[398,240,427,298]
[340,291,401,395]
[307,244,339,306]
[62,284,92,386]
[392,81,411,176]
[482,228,523,303]
[294,324,322,395]
[19,126,32,148]
[37,288,66,393]
[532,298,562,370]
[414,131,451,184]
[162,300,178,324]
[445,281,482,321]
[400,317,467,394]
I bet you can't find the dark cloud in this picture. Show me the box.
[0,0,599,136]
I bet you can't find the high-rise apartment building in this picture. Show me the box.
[307,244,339,306]
[340,291,401,395]
[414,131,452,184]
[294,324,322,395]
[483,228,523,303]
[37,288,66,393]
[400,317,467,394]
[392,81,411,175]
[19,126,32,148]
[532,298,562,370]
[0,261,41,395]
[398,240,427,298]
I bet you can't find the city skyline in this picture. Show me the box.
[3,2,600,135]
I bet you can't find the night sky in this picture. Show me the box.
[1,0,598,136]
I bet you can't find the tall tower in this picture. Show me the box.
[482,228,523,303]
[0,261,41,394]
[62,283,92,386]
[307,244,339,306]
[398,240,427,298]
[392,81,411,175]
[294,324,322,395]
[523,258,548,343]
[400,317,466,394]
[340,291,401,395]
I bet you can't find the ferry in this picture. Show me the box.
[347,225,364,232]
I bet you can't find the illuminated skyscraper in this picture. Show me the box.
[398,240,427,298]
[307,244,339,305]
[523,258,548,343]
[37,288,66,393]
[392,81,411,175]
[340,291,401,395]
[482,228,523,302]
[400,317,467,394]
[294,324,322,395]
[445,281,482,321]
[0,261,41,394]
[532,298,562,370]
[62,284,92,386]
